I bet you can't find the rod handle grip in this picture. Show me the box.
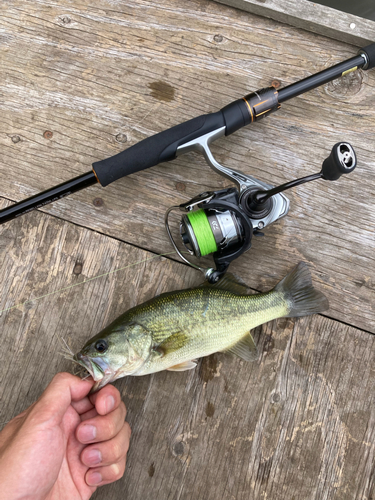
[92,112,225,186]
[358,43,375,70]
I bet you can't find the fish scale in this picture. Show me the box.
[132,289,288,375]
[73,262,329,392]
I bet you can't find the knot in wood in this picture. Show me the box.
[263,334,275,353]
[271,392,280,403]
[148,463,155,477]
[115,133,128,143]
[324,70,363,99]
[73,262,83,275]
[24,300,34,310]
[205,401,215,417]
[173,441,185,456]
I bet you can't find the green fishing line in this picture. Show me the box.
[186,209,217,256]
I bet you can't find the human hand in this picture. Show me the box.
[0,372,131,500]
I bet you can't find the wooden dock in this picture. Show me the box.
[0,0,374,498]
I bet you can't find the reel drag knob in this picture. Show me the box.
[321,142,357,181]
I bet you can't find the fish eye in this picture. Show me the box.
[95,339,108,353]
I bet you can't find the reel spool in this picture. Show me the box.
[165,142,357,283]
[165,188,253,283]
[180,209,243,258]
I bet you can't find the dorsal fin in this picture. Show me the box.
[199,273,251,295]
[224,333,258,361]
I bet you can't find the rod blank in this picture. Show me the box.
[0,172,97,224]
[0,47,371,226]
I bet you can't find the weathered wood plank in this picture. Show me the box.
[213,0,375,45]
[0,195,198,429]
[1,198,374,500]
[117,315,375,500]
[0,0,374,332]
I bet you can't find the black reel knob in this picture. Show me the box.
[321,142,357,181]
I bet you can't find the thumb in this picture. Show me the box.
[30,373,94,426]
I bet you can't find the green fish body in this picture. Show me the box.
[73,262,328,391]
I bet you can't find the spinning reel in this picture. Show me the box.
[0,42,371,283]
[165,139,356,283]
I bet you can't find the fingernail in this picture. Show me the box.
[105,395,115,413]
[87,471,102,485]
[85,449,102,466]
[79,424,97,442]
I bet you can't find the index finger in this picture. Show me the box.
[89,384,123,416]
[71,396,95,416]
[32,373,94,425]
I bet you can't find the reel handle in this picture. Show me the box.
[321,142,357,180]
[247,142,357,211]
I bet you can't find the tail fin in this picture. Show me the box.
[274,262,329,317]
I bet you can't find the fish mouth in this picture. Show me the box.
[73,353,118,393]
[73,353,97,378]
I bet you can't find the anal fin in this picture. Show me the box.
[225,333,258,362]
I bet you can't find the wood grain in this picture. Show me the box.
[213,0,375,45]
[1,2,375,499]
[0,0,374,329]
[0,196,198,421]
[0,199,374,500]
[1,0,374,333]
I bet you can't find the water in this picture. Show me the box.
[308,0,375,22]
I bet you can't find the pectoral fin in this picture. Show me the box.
[167,360,197,371]
[157,332,189,355]
[225,333,258,361]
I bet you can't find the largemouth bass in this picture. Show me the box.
[73,262,328,391]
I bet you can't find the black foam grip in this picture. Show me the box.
[221,99,252,136]
[360,43,375,70]
[92,111,225,186]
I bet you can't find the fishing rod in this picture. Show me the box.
[1,43,374,280]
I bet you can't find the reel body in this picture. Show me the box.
[165,129,356,283]
[165,127,290,283]
[175,188,253,283]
